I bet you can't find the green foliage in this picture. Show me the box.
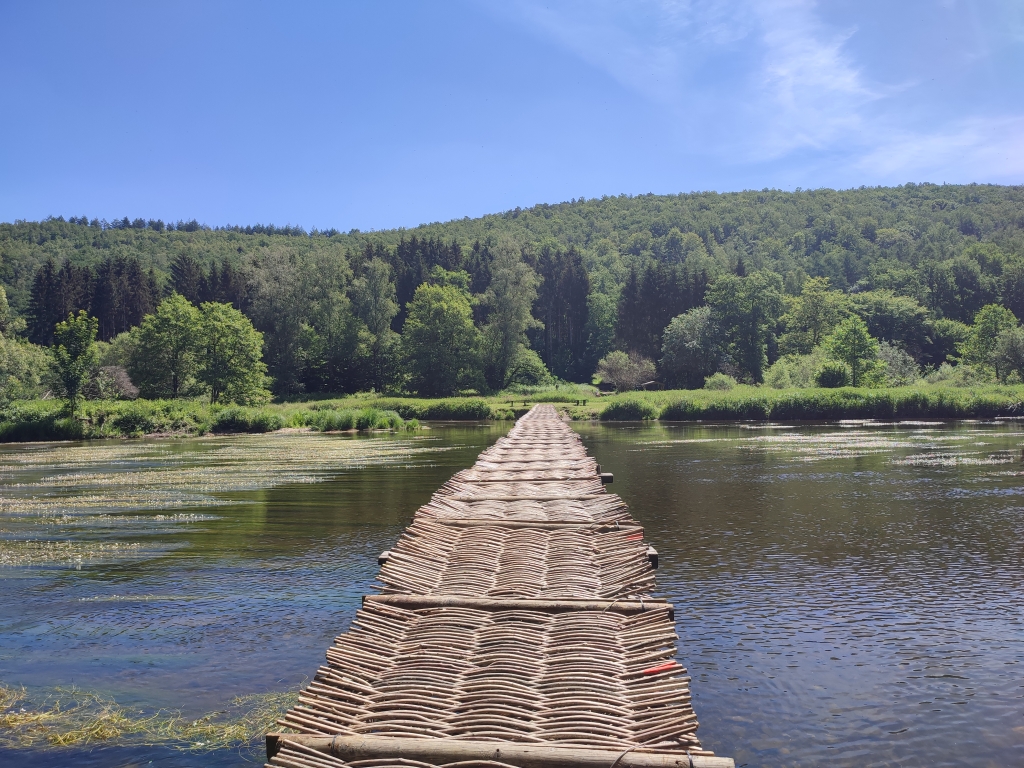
[303,406,407,431]
[958,304,1018,378]
[703,372,737,390]
[599,397,659,421]
[306,409,356,431]
[779,277,849,354]
[764,350,824,389]
[0,335,48,402]
[660,385,1024,422]
[992,326,1024,383]
[661,306,721,389]
[0,401,85,441]
[199,302,270,404]
[402,283,482,396]
[507,346,552,386]
[823,316,879,386]
[5,184,1024,398]
[211,407,285,433]
[849,290,931,362]
[707,271,784,383]
[596,350,655,391]
[814,360,852,388]
[877,341,921,386]
[129,295,201,399]
[481,240,542,390]
[51,310,99,415]
[351,258,400,390]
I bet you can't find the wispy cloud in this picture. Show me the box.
[498,0,1024,182]
[856,116,1024,182]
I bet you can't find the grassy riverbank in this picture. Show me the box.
[2,384,1023,441]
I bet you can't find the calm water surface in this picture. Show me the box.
[1,420,1022,766]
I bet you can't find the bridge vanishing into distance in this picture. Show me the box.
[267,404,733,768]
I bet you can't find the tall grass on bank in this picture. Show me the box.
[301,406,413,432]
[653,385,1024,421]
[3,384,1023,442]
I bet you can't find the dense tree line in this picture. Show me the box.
[3,183,1024,399]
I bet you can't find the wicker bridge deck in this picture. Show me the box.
[267,405,733,768]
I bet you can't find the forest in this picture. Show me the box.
[3,183,1024,409]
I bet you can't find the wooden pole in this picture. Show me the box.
[267,734,735,768]
[364,593,673,618]
[432,518,643,532]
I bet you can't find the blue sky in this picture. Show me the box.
[1,1,1022,231]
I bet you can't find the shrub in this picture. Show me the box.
[596,351,656,391]
[307,409,356,431]
[923,362,992,387]
[414,399,492,420]
[211,407,284,433]
[600,398,659,421]
[703,373,737,391]
[815,361,851,388]
[108,402,159,435]
[0,405,85,442]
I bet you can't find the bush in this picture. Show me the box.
[355,408,404,430]
[878,341,921,386]
[108,402,159,435]
[0,403,85,442]
[596,351,656,391]
[307,409,356,431]
[703,373,737,391]
[923,362,992,386]
[600,398,659,421]
[211,407,284,433]
[815,361,851,388]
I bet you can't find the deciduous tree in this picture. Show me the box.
[199,302,269,404]
[823,316,879,386]
[129,294,201,398]
[402,283,481,396]
[51,310,98,415]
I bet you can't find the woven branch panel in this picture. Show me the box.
[279,602,703,751]
[419,496,629,524]
[435,479,607,500]
[271,405,721,768]
[380,519,654,599]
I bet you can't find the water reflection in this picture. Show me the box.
[2,420,1022,767]
[575,420,1024,768]
[0,425,505,766]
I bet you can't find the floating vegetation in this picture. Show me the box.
[894,453,1016,467]
[0,433,445,569]
[0,682,297,754]
[0,540,156,567]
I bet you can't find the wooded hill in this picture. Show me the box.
[3,183,1024,395]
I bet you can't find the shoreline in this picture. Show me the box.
[3,384,1024,442]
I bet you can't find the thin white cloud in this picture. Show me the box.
[497,0,1024,182]
[856,116,1024,182]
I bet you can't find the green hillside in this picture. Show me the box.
[3,183,1024,400]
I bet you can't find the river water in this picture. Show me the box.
[1,421,1022,766]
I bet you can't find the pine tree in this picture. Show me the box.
[169,253,205,304]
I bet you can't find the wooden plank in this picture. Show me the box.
[363,593,673,618]
[267,734,735,768]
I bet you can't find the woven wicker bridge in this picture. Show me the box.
[266,405,734,768]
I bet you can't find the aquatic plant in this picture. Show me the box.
[0,682,298,754]
[600,398,659,421]
[210,407,285,433]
